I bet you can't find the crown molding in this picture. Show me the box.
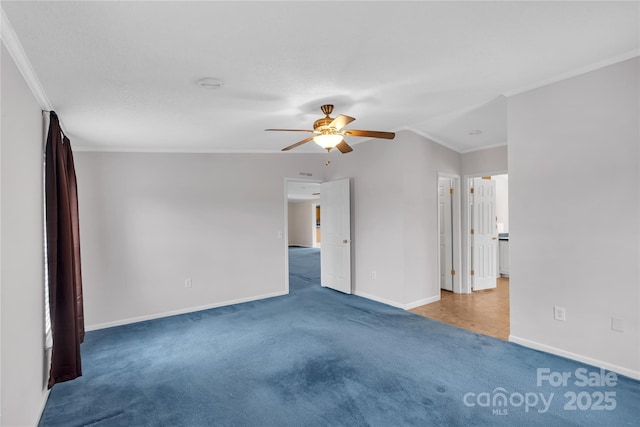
[503,49,640,97]
[400,126,463,153]
[459,142,507,154]
[1,8,52,110]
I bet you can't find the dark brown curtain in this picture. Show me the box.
[45,111,85,388]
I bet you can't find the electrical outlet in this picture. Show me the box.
[553,306,566,321]
[611,317,624,332]
[185,278,192,288]
[372,271,377,280]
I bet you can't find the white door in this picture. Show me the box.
[471,178,497,291]
[320,178,351,294]
[438,178,453,291]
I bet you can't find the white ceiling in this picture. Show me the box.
[287,181,320,202]
[2,1,638,154]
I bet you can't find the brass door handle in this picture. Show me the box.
[492,237,497,240]
[343,239,350,244]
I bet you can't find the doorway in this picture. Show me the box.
[286,180,321,248]
[463,172,508,293]
[414,172,510,341]
[284,178,352,295]
[313,204,321,248]
[285,179,322,293]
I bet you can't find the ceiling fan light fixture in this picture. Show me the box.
[313,133,343,150]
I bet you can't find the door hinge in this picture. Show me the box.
[470,228,475,235]
[451,269,456,276]
[470,188,474,194]
[450,188,454,195]
[470,269,475,276]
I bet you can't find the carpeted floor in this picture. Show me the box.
[39,247,639,426]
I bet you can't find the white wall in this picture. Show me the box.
[461,145,507,175]
[0,43,49,426]
[75,152,326,328]
[326,130,460,308]
[508,58,639,378]
[287,200,315,247]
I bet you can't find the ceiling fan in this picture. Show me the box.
[265,104,395,153]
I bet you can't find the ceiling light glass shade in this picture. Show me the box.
[313,134,343,149]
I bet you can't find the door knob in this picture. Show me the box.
[343,239,349,244]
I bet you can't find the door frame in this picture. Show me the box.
[284,177,322,294]
[312,203,321,248]
[462,169,507,294]
[437,172,462,294]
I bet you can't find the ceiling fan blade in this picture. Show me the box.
[281,136,314,151]
[343,129,395,140]
[329,115,356,131]
[265,129,315,133]
[335,140,353,154]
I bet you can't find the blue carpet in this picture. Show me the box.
[40,247,639,426]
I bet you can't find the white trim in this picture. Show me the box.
[35,389,51,427]
[72,146,333,154]
[354,291,405,309]
[354,291,440,311]
[400,127,461,153]
[503,50,640,97]
[71,129,484,155]
[464,170,508,180]
[403,295,440,310]
[0,9,52,110]
[401,127,508,155]
[459,142,507,154]
[509,335,640,381]
[312,202,321,248]
[85,290,287,331]
[284,180,290,294]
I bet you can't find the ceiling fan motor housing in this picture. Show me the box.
[313,117,335,133]
[315,104,336,133]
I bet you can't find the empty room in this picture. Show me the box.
[1,1,639,426]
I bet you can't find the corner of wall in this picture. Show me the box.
[1,38,50,427]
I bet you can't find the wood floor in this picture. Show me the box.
[410,277,510,341]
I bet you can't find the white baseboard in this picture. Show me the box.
[403,295,440,310]
[509,335,640,380]
[354,291,405,309]
[354,291,440,311]
[85,291,288,331]
[35,389,51,426]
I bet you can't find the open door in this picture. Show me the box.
[439,178,454,291]
[471,178,497,290]
[320,178,351,294]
